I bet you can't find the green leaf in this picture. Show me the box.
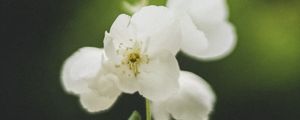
[128,110,142,120]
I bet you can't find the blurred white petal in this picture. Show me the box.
[180,15,208,57]
[61,47,104,94]
[79,91,119,113]
[189,0,228,24]
[88,73,121,99]
[167,0,228,23]
[167,0,236,60]
[152,71,216,120]
[79,73,121,113]
[193,22,236,60]
[152,102,170,120]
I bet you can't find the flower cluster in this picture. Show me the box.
[61,0,236,120]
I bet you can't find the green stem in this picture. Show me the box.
[145,98,151,120]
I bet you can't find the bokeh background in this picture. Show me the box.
[2,0,300,120]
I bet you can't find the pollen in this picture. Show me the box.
[129,53,140,63]
[128,52,141,76]
[120,41,149,77]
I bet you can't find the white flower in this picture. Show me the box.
[152,71,216,120]
[167,0,237,60]
[61,47,121,112]
[61,6,182,113]
[104,6,181,101]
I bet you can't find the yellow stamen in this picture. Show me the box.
[119,41,149,77]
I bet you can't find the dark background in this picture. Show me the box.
[2,0,300,120]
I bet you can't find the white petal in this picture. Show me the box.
[61,47,104,94]
[107,14,135,49]
[109,14,132,42]
[103,32,122,64]
[180,15,208,57]
[107,6,182,55]
[167,0,236,60]
[79,73,121,113]
[168,71,215,120]
[167,0,228,24]
[146,18,181,55]
[151,102,170,120]
[104,61,139,94]
[131,6,174,36]
[79,91,120,113]
[166,0,190,15]
[152,71,216,120]
[189,0,228,24]
[131,6,181,54]
[138,50,180,101]
[192,22,237,60]
[88,73,121,99]
[113,74,139,94]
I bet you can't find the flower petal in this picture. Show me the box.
[79,91,119,113]
[131,6,181,54]
[138,50,180,101]
[88,73,121,99]
[61,47,104,94]
[167,0,228,24]
[107,14,135,49]
[146,18,181,55]
[167,0,236,60]
[152,71,216,120]
[180,15,208,57]
[151,102,170,120]
[189,0,228,24]
[131,6,175,36]
[79,73,121,113]
[192,22,236,60]
[109,14,132,42]
[104,61,140,94]
[104,32,122,64]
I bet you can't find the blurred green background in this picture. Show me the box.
[2,0,300,120]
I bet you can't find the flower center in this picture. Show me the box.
[119,41,149,77]
[128,53,140,63]
[127,52,141,76]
